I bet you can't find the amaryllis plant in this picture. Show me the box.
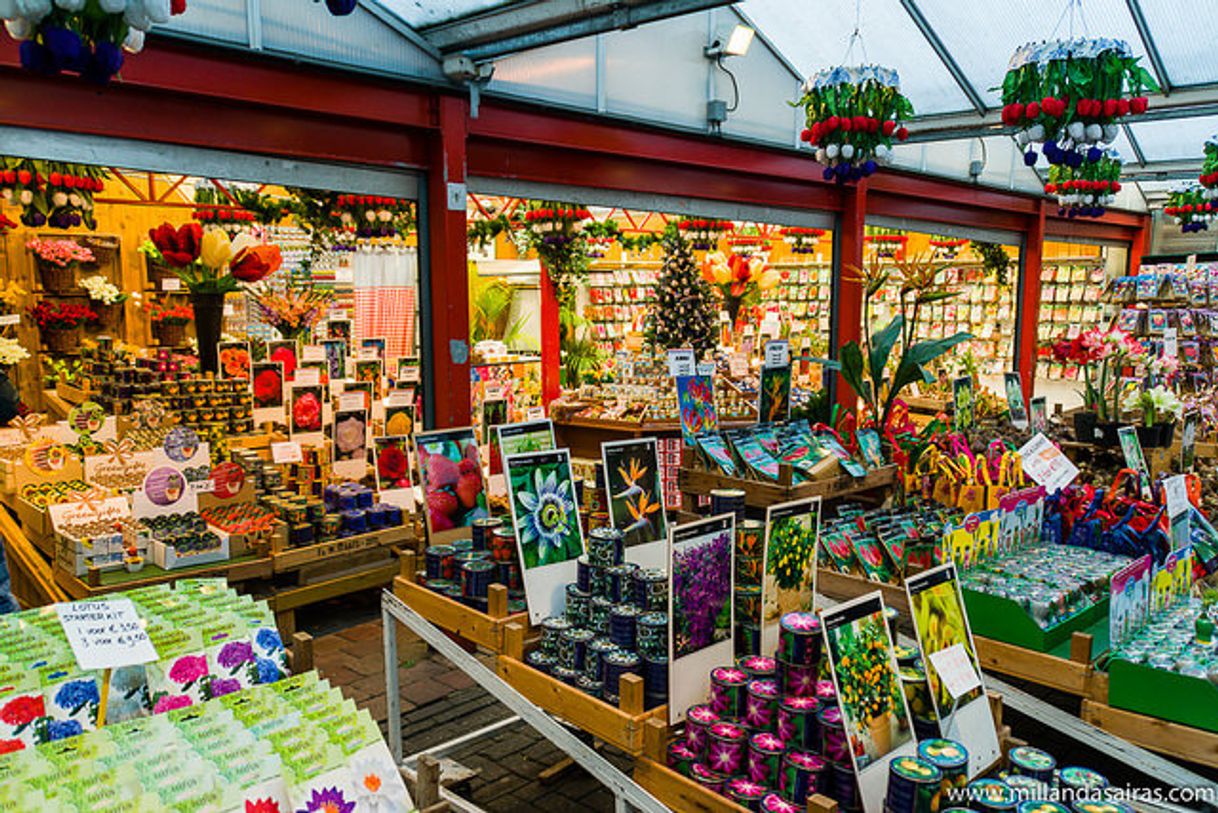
[147,222,282,294]
[700,251,780,326]
[1045,149,1122,219]
[796,65,913,183]
[1051,326,1144,421]
[671,531,732,658]
[1002,39,1157,167]
[1,158,107,228]
[26,300,96,329]
[1164,184,1213,233]
[2,0,187,84]
[26,237,93,267]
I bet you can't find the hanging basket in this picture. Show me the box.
[90,301,123,332]
[78,236,119,266]
[37,260,78,295]
[42,325,81,354]
[153,321,188,348]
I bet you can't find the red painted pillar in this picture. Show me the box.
[834,181,867,417]
[427,95,471,429]
[1017,200,1046,406]
[540,261,561,407]
[1128,217,1150,272]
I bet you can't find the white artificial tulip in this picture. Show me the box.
[55,0,86,10]
[19,190,32,205]
[815,148,826,163]
[99,0,126,11]
[1067,121,1085,141]
[1028,124,1045,142]
[1102,124,1118,143]
[143,0,168,23]
[68,193,81,207]
[124,0,151,30]
[826,144,839,159]
[1085,124,1103,143]
[1015,130,1029,147]
[0,0,17,15]
[364,210,376,222]
[4,17,30,38]
[122,28,143,53]
[841,144,855,160]
[875,144,892,162]
[51,191,67,207]
[15,0,50,20]
[378,210,392,222]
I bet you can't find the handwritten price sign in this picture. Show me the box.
[56,599,159,671]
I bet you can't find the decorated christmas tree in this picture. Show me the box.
[646,234,718,356]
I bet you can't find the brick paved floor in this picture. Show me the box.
[312,618,627,812]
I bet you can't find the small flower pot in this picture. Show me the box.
[90,301,123,332]
[125,557,145,573]
[1073,411,1099,444]
[1095,422,1121,448]
[1136,423,1165,449]
[42,325,81,354]
[154,321,187,348]
[37,260,78,295]
[1159,422,1176,447]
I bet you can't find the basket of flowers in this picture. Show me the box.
[26,301,97,354]
[80,276,129,332]
[27,238,94,294]
[147,302,194,348]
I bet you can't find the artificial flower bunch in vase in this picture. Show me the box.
[26,300,96,354]
[79,275,128,331]
[146,301,193,348]
[1122,384,1183,448]
[1045,149,1123,219]
[27,237,93,294]
[700,251,779,329]
[248,280,335,343]
[1,0,187,83]
[1052,327,1145,445]
[147,222,281,372]
[1165,184,1212,233]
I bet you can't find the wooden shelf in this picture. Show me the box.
[678,463,897,510]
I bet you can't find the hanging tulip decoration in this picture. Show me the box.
[1044,148,1122,219]
[1,0,187,83]
[1002,39,1157,168]
[797,65,913,184]
[1164,184,1213,234]
[1198,136,1218,202]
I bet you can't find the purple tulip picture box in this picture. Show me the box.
[668,513,735,724]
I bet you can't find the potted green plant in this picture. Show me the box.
[1122,384,1183,448]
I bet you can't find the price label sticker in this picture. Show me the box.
[271,441,303,465]
[696,361,716,377]
[338,393,365,411]
[161,278,181,292]
[0,314,19,326]
[56,599,158,671]
[764,340,790,369]
[927,643,982,700]
[1018,433,1079,493]
[666,349,696,378]
[301,345,325,362]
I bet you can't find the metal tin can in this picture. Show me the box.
[886,756,943,813]
[736,554,765,587]
[490,527,517,563]
[710,666,749,720]
[967,779,1017,813]
[779,658,818,698]
[779,611,822,666]
[705,720,747,777]
[424,544,455,581]
[744,678,780,731]
[584,638,617,683]
[1007,746,1056,783]
[746,731,785,786]
[780,750,826,805]
[1058,767,1109,794]
[776,695,820,751]
[690,762,727,795]
[588,526,624,567]
[818,705,848,764]
[588,596,613,636]
[829,760,859,811]
[558,627,594,672]
[607,562,639,603]
[460,559,495,599]
[525,650,554,674]
[565,584,591,627]
[1018,803,1070,813]
[632,567,668,611]
[761,792,800,813]
[634,611,667,659]
[540,616,572,658]
[609,603,640,649]
[666,738,698,777]
[602,649,640,705]
[734,585,762,623]
[470,517,502,551]
[574,674,603,699]
[685,703,720,756]
[737,655,777,681]
[710,488,746,522]
[727,777,768,811]
[917,738,968,791]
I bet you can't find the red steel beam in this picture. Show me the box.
[835,181,867,418]
[1017,200,1046,406]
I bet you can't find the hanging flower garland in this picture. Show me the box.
[796,65,913,183]
[780,227,823,254]
[863,231,907,260]
[928,237,968,260]
[1002,38,1157,167]
[333,194,413,239]
[524,202,594,306]
[0,157,107,229]
[193,183,288,228]
[1164,184,1213,233]
[677,219,733,251]
[726,233,771,259]
[2,0,187,83]
[1044,148,1122,218]
[1198,136,1218,200]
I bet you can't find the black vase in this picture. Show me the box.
[1159,422,1176,447]
[1136,423,1163,449]
[191,292,225,374]
[1073,411,1098,444]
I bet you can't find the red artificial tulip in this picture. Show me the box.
[1116,98,1130,116]
[171,0,186,13]
[882,119,897,136]
[48,172,61,186]
[896,126,909,141]
[839,118,852,132]
[826,116,839,131]
[230,244,283,283]
[1103,98,1118,117]
[1025,102,1040,119]
[1131,97,1149,114]
[148,222,203,267]
[16,170,30,185]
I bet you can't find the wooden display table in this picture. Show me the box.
[496,622,666,754]
[679,463,897,511]
[55,553,274,600]
[553,415,752,460]
[393,549,528,652]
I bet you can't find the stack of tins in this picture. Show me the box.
[734,519,765,656]
[666,611,856,811]
[419,517,527,614]
[526,527,670,708]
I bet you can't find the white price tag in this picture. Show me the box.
[189,479,216,495]
[338,393,365,411]
[294,367,321,387]
[160,277,181,292]
[1165,474,1190,521]
[667,349,696,378]
[1018,433,1079,493]
[398,366,421,384]
[764,340,790,369]
[696,361,716,377]
[270,441,303,465]
[1164,327,1178,360]
[301,345,325,362]
[56,599,158,671]
[526,406,546,420]
[728,352,749,378]
[927,643,982,700]
[0,314,19,326]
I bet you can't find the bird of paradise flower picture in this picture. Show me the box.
[506,449,584,570]
[676,374,719,446]
[602,438,668,547]
[758,364,792,424]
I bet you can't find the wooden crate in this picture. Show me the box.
[54,552,274,600]
[974,632,1105,699]
[1080,699,1218,770]
[269,521,412,573]
[679,463,897,511]
[55,380,93,406]
[393,550,527,652]
[633,718,841,813]
[13,494,55,557]
[816,568,910,616]
[496,622,666,754]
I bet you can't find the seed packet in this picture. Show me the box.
[850,535,893,583]
[816,432,867,478]
[1148,309,1168,334]
[727,431,780,481]
[1116,309,1141,333]
[1178,309,1197,334]
[819,527,860,574]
